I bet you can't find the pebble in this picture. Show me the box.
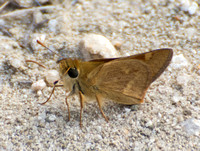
[188,2,199,15]
[48,19,59,33]
[145,120,153,128]
[45,115,57,122]
[183,109,192,116]
[124,108,131,113]
[33,10,44,25]
[172,54,189,69]
[8,54,26,71]
[79,34,119,60]
[179,0,199,15]
[0,19,5,26]
[172,95,184,103]
[30,34,46,51]
[10,58,23,69]
[181,118,200,136]
[95,126,102,133]
[31,79,46,91]
[45,70,60,85]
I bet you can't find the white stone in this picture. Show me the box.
[188,2,199,15]
[180,0,191,12]
[48,19,59,33]
[45,70,60,85]
[181,118,200,136]
[172,95,184,103]
[172,54,188,69]
[37,90,43,96]
[31,79,46,91]
[10,58,23,69]
[0,19,5,26]
[179,0,199,15]
[33,10,43,25]
[146,120,153,127]
[79,34,119,60]
[124,108,131,113]
[48,115,56,122]
[30,34,46,51]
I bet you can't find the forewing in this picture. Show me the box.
[89,48,173,83]
[125,48,173,82]
[90,59,152,102]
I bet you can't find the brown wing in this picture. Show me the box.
[89,48,173,83]
[88,59,152,104]
[86,49,173,104]
[125,48,173,82]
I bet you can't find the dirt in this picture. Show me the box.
[0,0,199,150]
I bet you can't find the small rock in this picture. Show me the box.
[179,0,199,15]
[188,2,198,15]
[0,19,5,26]
[124,108,131,113]
[37,90,43,96]
[10,58,23,69]
[183,109,192,116]
[181,118,200,136]
[45,70,60,85]
[31,79,46,91]
[95,126,102,132]
[146,120,153,127]
[33,10,44,25]
[172,95,184,103]
[79,34,119,60]
[30,34,46,51]
[45,114,56,122]
[172,54,188,69]
[48,19,59,33]
[180,0,191,11]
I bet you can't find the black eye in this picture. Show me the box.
[68,68,78,78]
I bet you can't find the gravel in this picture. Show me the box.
[0,0,199,150]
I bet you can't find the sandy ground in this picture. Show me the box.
[0,0,200,150]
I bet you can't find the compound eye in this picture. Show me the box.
[68,68,78,78]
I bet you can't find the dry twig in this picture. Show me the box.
[0,1,10,12]
[0,5,57,18]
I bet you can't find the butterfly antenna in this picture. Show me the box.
[37,40,62,58]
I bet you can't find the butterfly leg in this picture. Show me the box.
[79,91,84,128]
[96,94,109,122]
